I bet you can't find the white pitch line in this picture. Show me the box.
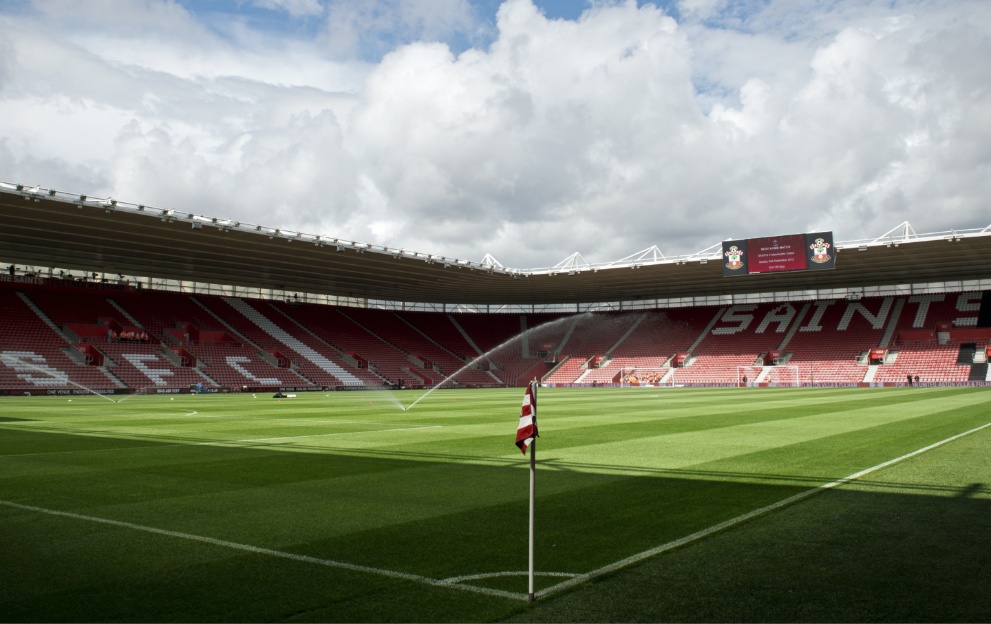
[12,421,984,603]
[287,420,384,425]
[443,570,579,584]
[0,423,445,456]
[124,411,235,419]
[536,420,991,600]
[0,445,161,459]
[212,425,443,445]
[0,498,525,602]
[0,410,204,421]
[282,420,431,427]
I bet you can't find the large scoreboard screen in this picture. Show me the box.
[723,231,835,277]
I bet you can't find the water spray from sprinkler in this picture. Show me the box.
[403,312,592,412]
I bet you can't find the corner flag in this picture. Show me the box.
[515,380,539,601]
[515,381,538,454]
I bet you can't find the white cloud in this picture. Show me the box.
[676,0,726,22]
[322,0,477,58]
[1,0,991,270]
[253,0,325,18]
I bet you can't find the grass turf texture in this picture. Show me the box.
[0,387,989,622]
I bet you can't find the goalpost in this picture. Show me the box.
[736,365,800,388]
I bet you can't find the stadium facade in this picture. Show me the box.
[2,181,990,394]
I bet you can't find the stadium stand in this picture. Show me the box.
[667,303,787,385]
[450,313,529,385]
[588,308,701,384]
[778,298,887,385]
[270,300,431,388]
[873,292,986,384]
[543,313,642,383]
[196,296,373,388]
[447,313,567,385]
[7,284,216,391]
[0,285,118,390]
[112,289,308,388]
[333,307,495,386]
[2,276,989,392]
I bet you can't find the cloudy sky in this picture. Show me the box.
[1,0,990,269]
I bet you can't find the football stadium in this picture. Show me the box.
[2,182,991,622]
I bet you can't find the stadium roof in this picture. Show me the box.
[3,183,990,306]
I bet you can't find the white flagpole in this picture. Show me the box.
[528,380,536,602]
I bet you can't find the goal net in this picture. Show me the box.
[736,365,799,387]
[619,368,676,387]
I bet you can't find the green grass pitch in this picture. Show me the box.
[2,386,991,622]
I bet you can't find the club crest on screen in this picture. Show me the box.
[809,238,832,263]
[724,245,745,270]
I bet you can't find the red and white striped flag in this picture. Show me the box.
[515,381,538,454]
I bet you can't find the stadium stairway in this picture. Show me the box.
[267,301,414,387]
[223,298,364,387]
